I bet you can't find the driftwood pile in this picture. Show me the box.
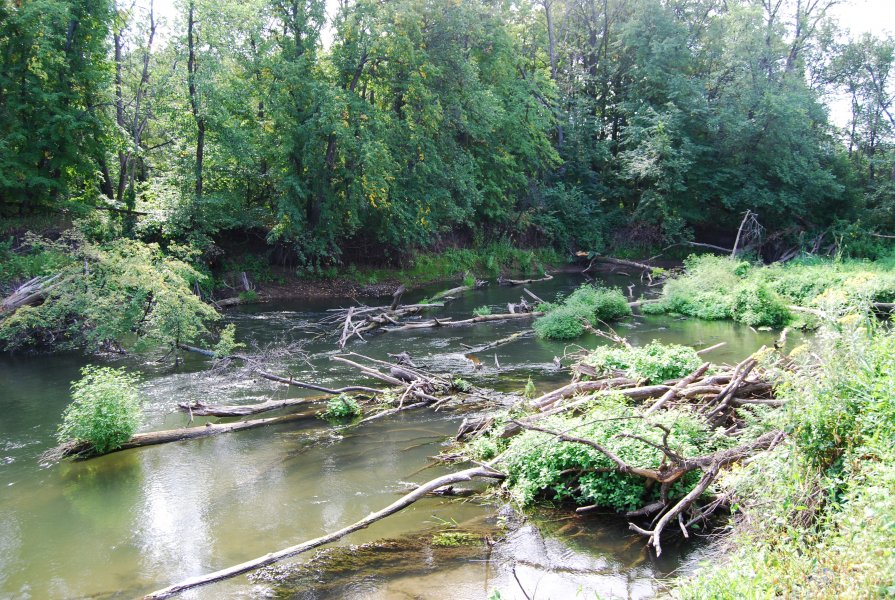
[324,279,549,346]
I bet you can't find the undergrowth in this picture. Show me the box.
[675,322,895,599]
[466,396,730,512]
[643,254,895,328]
[579,341,702,383]
[534,285,631,340]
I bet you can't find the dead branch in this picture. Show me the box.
[501,273,553,286]
[644,363,710,415]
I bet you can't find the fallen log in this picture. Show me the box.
[529,378,637,410]
[500,273,553,286]
[427,280,486,303]
[178,394,332,417]
[142,465,505,599]
[577,252,656,272]
[461,329,534,353]
[644,363,710,415]
[46,411,318,461]
[0,273,66,313]
[383,311,545,333]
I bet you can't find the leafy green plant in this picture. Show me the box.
[238,289,259,303]
[57,366,142,454]
[320,394,362,422]
[212,323,245,358]
[472,305,492,317]
[462,271,476,287]
[523,376,537,399]
[533,285,631,340]
[580,341,702,383]
[493,398,726,511]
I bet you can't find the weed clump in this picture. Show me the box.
[57,366,142,454]
[472,305,492,317]
[676,323,895,598]
[534,285,631,340]
[320,394,361,422]
[474,398,727,511]
[579,341,702,383]
[645,254,895,328]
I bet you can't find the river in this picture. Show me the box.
[0,273,789,599]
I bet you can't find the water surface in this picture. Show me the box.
[0,272,788,599]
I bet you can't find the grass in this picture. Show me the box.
[675,321,895,599]
[533,285,631,340]
[643,254,895,328]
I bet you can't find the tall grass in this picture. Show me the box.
[644,254,895,328]
[676,322,895,599]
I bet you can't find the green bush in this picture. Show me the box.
[731,282,790,328]
[57,366,142,454]
[533,285,631,340]
[490,398,727,511]
[212,323,245,358]
[320,394,362,422]
[580,341,703,383]
[676,324,895,598]
[472,305,492,317]
[647,254,895,328]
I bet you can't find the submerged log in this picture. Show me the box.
[142,465,505,599]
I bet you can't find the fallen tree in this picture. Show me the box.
[45,410,319,460]
[142,465,506,599]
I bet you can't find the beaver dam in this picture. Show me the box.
[0,272,801,599]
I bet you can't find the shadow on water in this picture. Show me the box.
[0,272,795,599]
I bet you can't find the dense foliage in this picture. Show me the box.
[579,341,702,383]
[1,0,893,265]
[533,285,631,339]
[468,396,728,511]
[57,365,142,453]
[320,394,362,422]
[677,324,895,598]
[643,254,895,327]
[0,234,218,351]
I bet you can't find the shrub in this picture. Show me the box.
[472,305,492,317]
[731,282,790,328]
[320,394,361,422]
[579,341,702,383]
[647,254,895,328]
[533,285,631,340]
[212,323,245,358]
[493,398,727,511]
[676,324,895,598]
[57,366,142,454]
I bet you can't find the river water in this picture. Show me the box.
[0,273,789,599]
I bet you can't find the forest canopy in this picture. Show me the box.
[1,0,893,266]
